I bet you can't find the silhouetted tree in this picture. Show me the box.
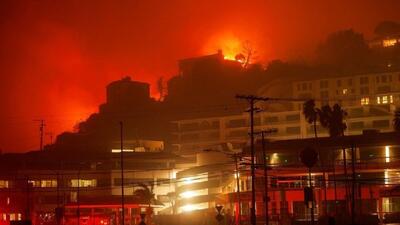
[303,100,319,138]
[316,29,372,73]
[156,76,166,101]
[134,183,156,206]
[374,21,400,37]
[134,183,157,222]
[242,40,255,68]
[318,104,347,137]
[319,103,348,215]
[394,108,400,132]
[303,99,329,215]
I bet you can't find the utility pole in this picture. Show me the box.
[351,143,356,225]
[236,95,307,225]
[120,121,125,225]
[255,129,276,225]
[332,153,338,215]
[236,95,270,225]
[77,167,81,225]
[343,147,349,214]
[234,153,242,225]
[34,119,45,150]
[308,168,315,225]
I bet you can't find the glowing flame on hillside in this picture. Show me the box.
[204,32,243,61]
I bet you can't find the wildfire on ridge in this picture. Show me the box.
[204,33,246,63]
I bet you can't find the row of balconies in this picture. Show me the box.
[173,116,394,144]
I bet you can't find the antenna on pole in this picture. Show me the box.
[34,119,45,150]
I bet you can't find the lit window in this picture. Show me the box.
[390,95,393,103]
[385,146,390,163]
[111,149,134,153]
[0,180,9,188]
[41,180,57,187]
[342,89,348,95]
[28,180,40,187]
[70,179,97,187]
[382,96,388,104]
[384,169,389,186]
[377,96,381,104]
[28,180,57,188]
[383,39,397,47]
[361,97,369,105]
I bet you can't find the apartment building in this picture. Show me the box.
[0,140,192,225]
[170,71,400,157]
[292,71,400,108]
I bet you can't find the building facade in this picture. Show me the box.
[170,71,400,157]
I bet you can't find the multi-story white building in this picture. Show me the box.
[292,71,400,108]
[170,71,400,156]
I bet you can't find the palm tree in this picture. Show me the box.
[134,182,156,205]
[303,99,327,216]
[303,99,319,138]
[134,183,157,222]
[394,108,400,132]
[318,103,348,216]
[319,104,347,137]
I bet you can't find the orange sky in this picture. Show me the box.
[1,0,400,152]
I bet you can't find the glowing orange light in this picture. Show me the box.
[204,32,242,61]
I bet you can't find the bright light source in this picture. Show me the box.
[183,177,194,185]
[180,191,196,199]
[111,149,134,153]
[234,172,240,179]
[181,204,198,212]
[361,97,369,105]
[383,39,397,47]
[271,153,279,164]
[384,169,389,186]
[385,146,390,163]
